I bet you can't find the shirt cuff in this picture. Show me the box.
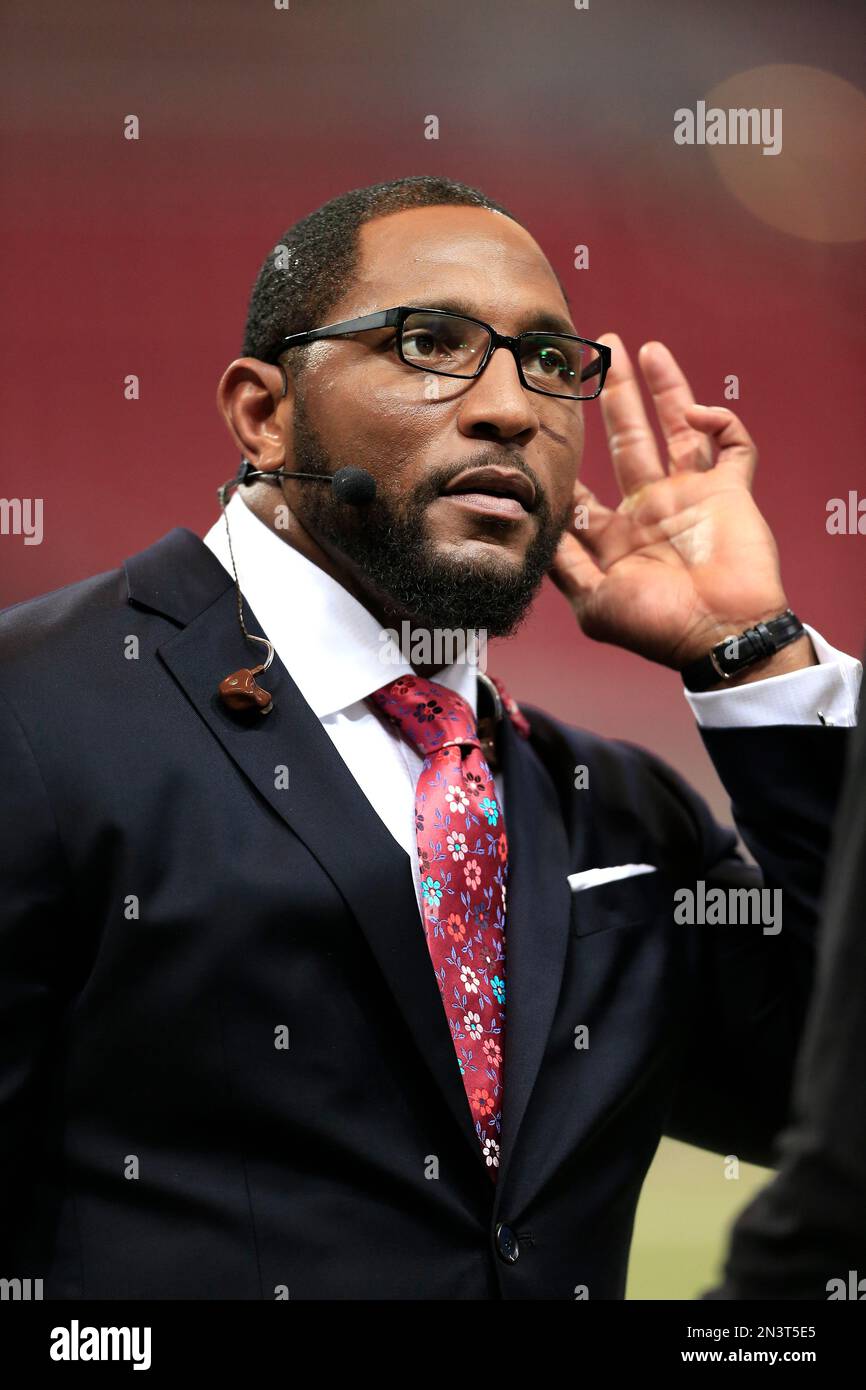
[683,624,862,728]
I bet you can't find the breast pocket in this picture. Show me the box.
[569,869,673,938]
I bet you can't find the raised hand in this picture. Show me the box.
[550,334,814,677]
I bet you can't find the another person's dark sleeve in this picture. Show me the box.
[701,692,866,1299]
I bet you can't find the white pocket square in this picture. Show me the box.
[567,863,657,892]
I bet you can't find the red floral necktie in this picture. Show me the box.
[370,674,525,1179]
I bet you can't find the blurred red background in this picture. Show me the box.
[2,0,864,816]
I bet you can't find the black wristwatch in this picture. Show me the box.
[681,609,806,692]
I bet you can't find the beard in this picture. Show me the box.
[286,389,572,637]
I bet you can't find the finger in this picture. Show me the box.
[596,333,666,498]
[637,341,714,473]
[683,403,757,485]
[549,529,605,608]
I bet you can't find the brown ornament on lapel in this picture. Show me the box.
[218,665,273,715]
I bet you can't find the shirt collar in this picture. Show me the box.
[201,488,479,719]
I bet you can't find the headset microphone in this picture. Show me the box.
[330,466,377,506]
[215,460,377,716]
[228,458,377,506]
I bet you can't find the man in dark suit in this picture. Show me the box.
[0,175,860,1299]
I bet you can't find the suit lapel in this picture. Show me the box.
[125,528,491,1177]
[494,713,575,1199]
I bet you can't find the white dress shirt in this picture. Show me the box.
[202,489,861,913]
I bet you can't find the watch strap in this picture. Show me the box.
[681,609,805,692]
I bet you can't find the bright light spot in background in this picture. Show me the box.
[705,66,866,243]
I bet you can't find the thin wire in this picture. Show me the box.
[214,366,286,676]
[217,476,274,672]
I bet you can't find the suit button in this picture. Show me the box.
[495,1222,520,1264]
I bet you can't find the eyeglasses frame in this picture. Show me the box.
[264,305,611,400]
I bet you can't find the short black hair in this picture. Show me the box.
[241,175,525,377]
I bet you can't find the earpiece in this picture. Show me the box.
[218,664,273,715]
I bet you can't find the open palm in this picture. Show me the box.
[550,336,789,669]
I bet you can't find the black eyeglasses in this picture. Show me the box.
[264,306,611,400]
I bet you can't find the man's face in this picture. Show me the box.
[279,205,585,635]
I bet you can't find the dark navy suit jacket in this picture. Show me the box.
[0,527,850,1298]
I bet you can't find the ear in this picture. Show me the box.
[216,357,293,467]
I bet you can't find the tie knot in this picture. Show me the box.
[370,674,479,757]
